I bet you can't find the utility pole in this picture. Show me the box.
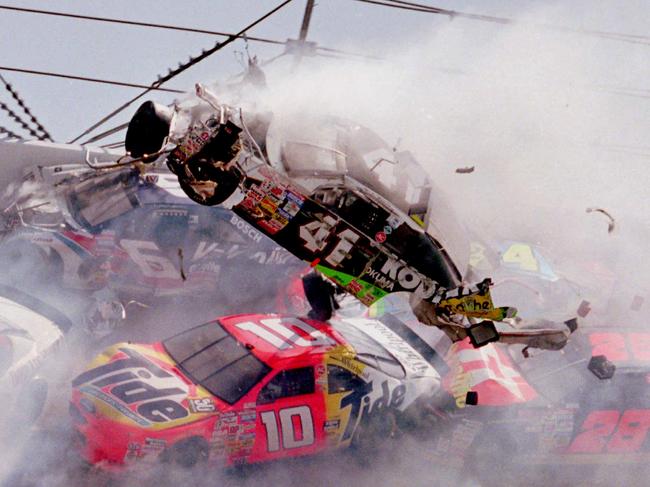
[289,0,317,68]
[298,0,315,42]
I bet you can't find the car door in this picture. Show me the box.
[251,365,326,462]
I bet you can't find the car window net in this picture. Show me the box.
[258,367,315,404]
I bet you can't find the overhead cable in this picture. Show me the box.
[0,66,185,94]
[0,74,51,140]
[80,122,130,146]
[0,4,374,60]
[70,0,294,144]
[0,126,23,140]
[356,0,650,46]
[0,100,43,139]
[0,5,285,46]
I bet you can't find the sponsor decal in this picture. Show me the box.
[80,385,151,427]
[339,379,406,442]
[143,437,167,453]
[219,412,237,424]
[188,397,216,413]
[74,348,189,424]
[329,353,367,379]
[349,318,432,375]
[230,214,263,243]
[239,411,256,423]
[348,280,363,294]
[375,258,440,299]
[386,215,400,229]
[324,419,341,432]
[569,409,650,453]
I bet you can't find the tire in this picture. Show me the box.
[125,101,172,160]
[350,412,397,466]
[177,165,243,206]
[161,437,209,469]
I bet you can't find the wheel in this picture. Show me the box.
[161,437,209,469]
[350,412,397,466]
[177,164,243,206]
[125,101,172,160]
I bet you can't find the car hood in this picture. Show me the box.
[332,316,440,380]
[72,342,221,431]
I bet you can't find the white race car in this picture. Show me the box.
[0,285,71,431]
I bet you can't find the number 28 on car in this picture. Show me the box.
[69,314,440,469]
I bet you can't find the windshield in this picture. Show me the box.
[0,175,63,229]
[268,115,428,213]
[66,169,141,233]
[163,321,271,404]
[331,319,405,378]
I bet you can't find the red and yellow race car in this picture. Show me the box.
[70,313,440,472]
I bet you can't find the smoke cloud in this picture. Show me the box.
[3,1,650,485]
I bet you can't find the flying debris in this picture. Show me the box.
[586,207,616,233]
[631,295,644,311]
[455,166,475,174]
[177,248,187,281]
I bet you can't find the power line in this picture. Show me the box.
[591,85,650,100]
[0,126,22,140]
[81,122,130,146]
[0,4,375,60]
[0,4,286,46]
[355,0,650,46]
[354,0,440,14]
[71,0,294,144]
[0,66,185,94]
[0,99,43,139]
[87,51,293,146]
[0,74,51,140]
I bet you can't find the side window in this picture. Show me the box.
[327,365,366,394]
[257,367,315,405]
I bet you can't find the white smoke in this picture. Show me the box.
[258,0,650,318]
[4,1,650,484]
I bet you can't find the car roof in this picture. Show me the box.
[218,313,345,366]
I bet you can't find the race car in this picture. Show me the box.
[0,284,72,432]
[117,86,582,354]
[0,162,305,314]
[69,313,440,474]
[413,321,649,481]
[359,241,650,480]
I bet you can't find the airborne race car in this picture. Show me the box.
[69,313,439,474]
[0,162,305,318]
